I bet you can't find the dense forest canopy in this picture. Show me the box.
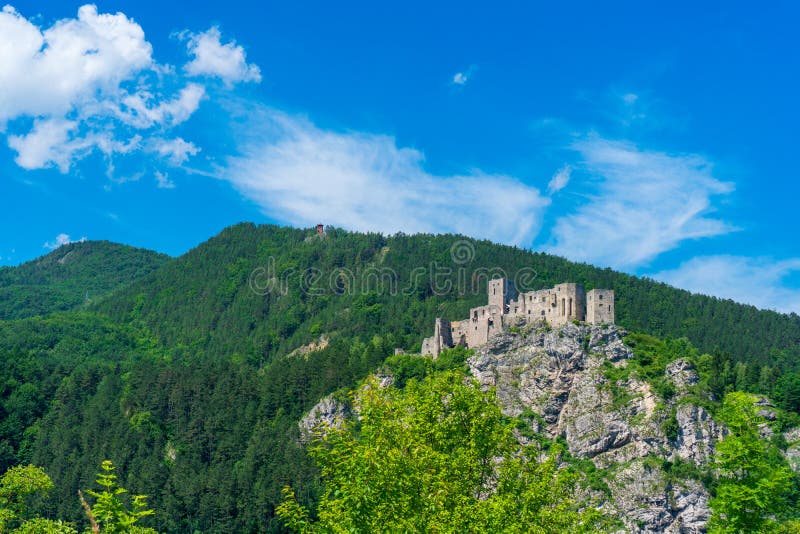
[1,222,799,531]
[0,241,169,321]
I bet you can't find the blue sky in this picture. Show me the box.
[1,1,799,314]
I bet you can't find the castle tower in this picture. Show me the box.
[586,289,614,325]
[548,283,586,326]
[421,317,454,358]
[487,278,514,313]
[423,280,614,357]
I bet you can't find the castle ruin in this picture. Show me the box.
[421,280,614,358]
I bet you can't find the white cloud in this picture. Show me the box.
[0,4,153,123]
[451,66,476,87]
[547,136,735,269]
[654,256,800,314]
[622,93,638,105]
[8,118,79,172]
[0,4,204,173]
[151,137,200,166]
[183,27,261,86]
[44,233,86,250]
[224,106,549,245]
[547,165,571,194]
[115,83,206,128]
[154,170,175,189]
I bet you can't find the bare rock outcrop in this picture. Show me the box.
[468,323,720,532]
[298,394,351,443]
[299,323,792,532]
[606,460,709,533]
[784,427,800,473]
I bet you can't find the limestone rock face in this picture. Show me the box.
[299,323,793,532]
[665,359,699,391]
[468,323,719,533]
[784,427,800,473]
[606,461,710,533]
[298,394,350,444]
[674,403,725,465]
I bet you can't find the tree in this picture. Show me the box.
[82,460,158,534]
[0,464,77,534]
[277,370,608,533]
[708,392,796,533]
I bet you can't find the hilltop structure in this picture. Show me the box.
[422,280,614,357]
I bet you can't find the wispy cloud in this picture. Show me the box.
[44,233,86,250]
[622,93,639,105]
[151,137,200,166]
[154,170,175,189]
[451,65,477,87]
[547,165,571,194]
[547,136,736,269]
[181,27,261,87]
[654,256,800,314]
[223,105,549,245]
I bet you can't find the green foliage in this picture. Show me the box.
[708,392,797,533]
[8,517,78,534]
[662,407,679,442]
[277,370,609,533]
[2,224,800,531]
[0,465,76,533]
[0,241,168,320]
[85,461,157,534]
[383,345,471,388]
[621,334,694,399]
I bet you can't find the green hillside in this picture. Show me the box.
[96,223,800,369]
[0,241,170,320]
[1,223,799,531]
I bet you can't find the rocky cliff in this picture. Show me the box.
[468,323,723,532]
[301,322,798,533]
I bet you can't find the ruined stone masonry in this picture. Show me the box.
[422,279,614,357]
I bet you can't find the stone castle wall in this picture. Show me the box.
[422,279,614,358]
[586,288,615,325]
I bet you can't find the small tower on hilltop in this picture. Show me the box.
[316,223,325,235]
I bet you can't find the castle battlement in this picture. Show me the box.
[421,280,614,358]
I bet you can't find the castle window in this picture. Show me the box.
[608,304,611,311]
[541,310,545,316]
[599,294,603,300]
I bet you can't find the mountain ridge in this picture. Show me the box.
[1,222,799,531]
[0,240,170,320]
[87,222,800,367]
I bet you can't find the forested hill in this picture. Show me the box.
[95,222,800,369]
[0,240,170,320]
[3,223,800,532]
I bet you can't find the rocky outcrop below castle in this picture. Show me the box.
[469,323,722,532]
[301,323,799,533]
